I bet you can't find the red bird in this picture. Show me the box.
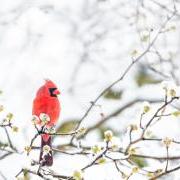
[32,80,61,166]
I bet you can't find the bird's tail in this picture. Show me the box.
[39,134,53,166]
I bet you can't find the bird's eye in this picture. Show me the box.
[49,88,57,97]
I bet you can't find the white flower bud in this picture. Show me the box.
[162,137,173,147]
[6,113,13,121]
[104,130,113,142]
[161,81,178,97]
[169,88,176,97]
[142,101,151,113]
[39,113,50,125]
[73,170,83,180]
[46,126,56,134]
[171,111,180,117]
[130,124,138,131]
[31,115,39,125]
[140,31,149,42]
[43,145,51,154]
[91,145,101,154]
[24,146,31,153]
[12,126,18,132]
[161,81,170,90]
[131,49,138,57]
[128,148,136,155]
[132,166,139,173]
[97,157,106,164]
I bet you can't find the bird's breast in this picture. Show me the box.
[32,97,61,126]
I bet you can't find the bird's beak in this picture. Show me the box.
[54,89,60,95]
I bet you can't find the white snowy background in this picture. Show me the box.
[0,0,180,179]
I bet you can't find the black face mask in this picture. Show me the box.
[48,88,57,97]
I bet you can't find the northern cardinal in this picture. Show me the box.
[32,80,61,166]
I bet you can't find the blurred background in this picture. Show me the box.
[1,0,180,179]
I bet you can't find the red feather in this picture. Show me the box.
[32,80,61,166]
[33,80,60,126]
